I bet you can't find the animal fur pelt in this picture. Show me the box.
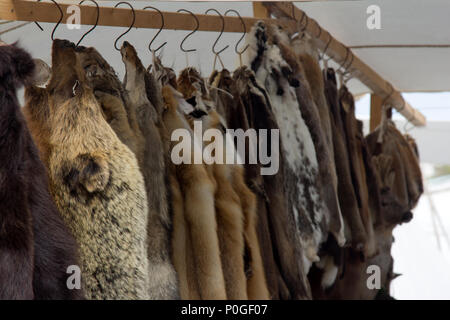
[26,39,150,299]
[323,68,367,253]
[1,43,82,300]
[186,69,270,300]
[233,66,311,300]
[339,85,377,258]
[74,45,144,161]
[267,28,345,290]
[210,68,286,299]
[120,42,179,299]
[209,69,273,300]
[271,27,345,251]
[366,120,423,224]
[290,36,344,244]
[161,84,226,299]
[244,21,328,273]
[177,68,249,299]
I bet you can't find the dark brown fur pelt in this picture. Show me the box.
[121,41,179,299]
[339,85,377,258]
[1,43,82,300]
[323,68,367,254]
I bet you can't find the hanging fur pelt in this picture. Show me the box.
[160,83,227,300]
[266,28,345,290]
[244,21,328,273]
[74,45,144,161]
[233,66,312,300]
[210,69,288,299]
[339,85,377,258]
[2,42,82,300]
[120,42,179,299]
[177,68,250,299]
[27,40,150,299]
[323,68,367,255]
[290,36,344,244]
[208,70,270,300]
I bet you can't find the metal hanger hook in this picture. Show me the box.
[177,9,199,53]
[113,1,135,51]
[76,0,99,46]
[224,9,249,55]
[143,6,167,53]
[34,0,63,40]
[205,8,229,55]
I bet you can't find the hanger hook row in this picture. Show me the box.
[205,8,229,55]
[382,83,394,107]
[34,0,63,40]
[320,33,333,61]
[113,1,135,51]
[143,6,167,53]
[337,46,350,73]
[177,9,199,53]
[76,0,99,46]
[224,9,249,55]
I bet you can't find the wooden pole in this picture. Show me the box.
[370,94,383,132]
[0,0,295,33]
[264,2,426,127]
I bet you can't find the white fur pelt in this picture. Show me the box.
[244,22,328,273]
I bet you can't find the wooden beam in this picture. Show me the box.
[264,2,426,127]
[370,94,383,132]
[253,2,271,18]
[0,0,295,33]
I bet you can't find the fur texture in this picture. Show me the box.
[121,41,179,299]
[26,39,150,299]
[209,70,270,300]
[245,21,327,272]
[161,85,226,300]
[177,69,249,299]
[233,66,311,300]
[1,43,82,300]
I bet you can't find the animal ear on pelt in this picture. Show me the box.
[0,43,35,84]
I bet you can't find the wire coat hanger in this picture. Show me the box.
[177,9,199,53]
[204,8,229,55]
[224,9,249,67]
[34,0,63,40]
[76,0,99,46]
[143,6,167,54]
[113,1,135,51]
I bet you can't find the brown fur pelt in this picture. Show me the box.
[26,39,150,299]
[161,85,226,300]
[211,68,286,300]
[120,41,179,299]
[208,70,270,300]
[233,66,311,300]
[339,85,377,258]
[323,68,367,254]
[74,45,144,161]
[1,42,82,300]
[177,70,250,299]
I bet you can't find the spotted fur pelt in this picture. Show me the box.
[244,21,328,273]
